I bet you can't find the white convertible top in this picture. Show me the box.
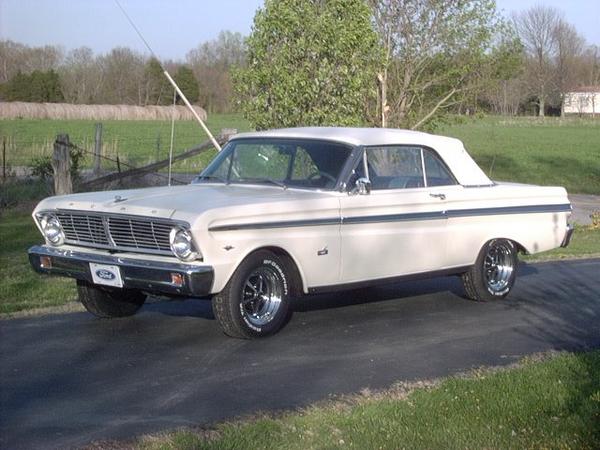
[232,127,492,186]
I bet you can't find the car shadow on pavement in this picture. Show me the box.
[143,297,215,319]
[137,262,540,318]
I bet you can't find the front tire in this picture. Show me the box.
[462,239,518,302]
[212,250,293,339]
[77,280,146,318]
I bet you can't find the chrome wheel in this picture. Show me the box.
[241,266,283,327]
[483,240,515,294]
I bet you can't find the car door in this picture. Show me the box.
[339,145,459,284]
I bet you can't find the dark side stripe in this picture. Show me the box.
[208,217,340,232]
[208,203,571,232]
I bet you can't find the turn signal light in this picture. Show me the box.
[40,255,52,268]
[170,273,183,286]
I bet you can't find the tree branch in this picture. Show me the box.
[410,88,457,130]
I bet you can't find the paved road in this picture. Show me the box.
[1,258,599,449]
[569,194,599,225]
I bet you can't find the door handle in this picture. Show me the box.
[429,193,446,200]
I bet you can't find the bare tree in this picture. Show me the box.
[97,47,146,105]
[0,40,64,83]
[186,31,245,113]
[60,47,104,104]
[553,19,585,115]
[512,5,562,116]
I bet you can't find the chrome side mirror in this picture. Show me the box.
[355,177,371,195]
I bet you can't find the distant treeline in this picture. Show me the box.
[1,2,599,124]
[0,31,245,114]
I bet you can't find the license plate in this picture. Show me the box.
[90,263,123,288]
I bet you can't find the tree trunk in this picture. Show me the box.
[538,97,545,117]
[377,71,388,128]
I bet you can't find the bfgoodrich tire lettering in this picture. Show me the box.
[77,280,146,317]
[462,239,518,302]
[212,250,293,339]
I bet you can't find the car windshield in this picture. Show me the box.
[194,138,353,190]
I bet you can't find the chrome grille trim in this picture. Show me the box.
[44,210,188,256]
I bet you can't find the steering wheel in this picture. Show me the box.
[308,171,337,183]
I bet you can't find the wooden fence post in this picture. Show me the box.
[2,137,6,182]
[93,123,103,176]
[52,134,72,195]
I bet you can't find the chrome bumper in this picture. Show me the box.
[28,245,214,297]
[561,224,574,248]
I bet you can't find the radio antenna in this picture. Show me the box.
[114,0,222,151]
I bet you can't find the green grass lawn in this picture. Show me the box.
[438,116,600,195]
[523,225,600,261]
[0,209,76,314]
[1,115,599,193]
[0,113,252,173]
[138,350,600,449]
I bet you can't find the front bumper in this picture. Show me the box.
[28,245,214,297]
[560,224,574,248]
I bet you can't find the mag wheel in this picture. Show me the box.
[462,239,518,302]
[212,250,293,339]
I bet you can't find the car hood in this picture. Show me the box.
[34,183,334,219]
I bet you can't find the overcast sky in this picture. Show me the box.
[1,0,598,60]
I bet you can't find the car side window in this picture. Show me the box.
[365,146,424,190]
[423,149,456,186]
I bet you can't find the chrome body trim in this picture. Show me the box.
[28,245,213,297]
[208,203,572,232]
[561,224,575,248]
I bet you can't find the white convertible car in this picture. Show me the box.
[29,127,573,338]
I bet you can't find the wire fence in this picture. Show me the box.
[0,132,219,181]
[64,140,189,187]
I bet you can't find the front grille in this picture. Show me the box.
[57,212,110,246]
[108,217,172,252]
[54,211,177,255]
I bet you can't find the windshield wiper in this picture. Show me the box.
[239,178,287,189]
[196,175,228,184]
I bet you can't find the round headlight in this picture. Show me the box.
[40,214,64,246]
[169,227,199,261]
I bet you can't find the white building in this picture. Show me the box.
[563,87,600,115]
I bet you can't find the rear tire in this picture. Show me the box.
[212,250,293,339]
[77,280,146,318]
[462,239,518,302]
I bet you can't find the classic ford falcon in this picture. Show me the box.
[29,127,573,338]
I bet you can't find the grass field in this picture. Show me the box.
[439,116,600,195]
[0,113,252,173]
[137,350,600,449]
[0,209,76,314]
[1,115,599,194]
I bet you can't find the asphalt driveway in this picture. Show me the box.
[1,258,599,449]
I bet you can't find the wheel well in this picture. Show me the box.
[247,246,304,298]
[510,239,528,255]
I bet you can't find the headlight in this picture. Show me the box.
[39,214,65,246]
[169,227,200,261]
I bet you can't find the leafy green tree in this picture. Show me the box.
[144,57,172,105]
[3,69,63,102]
[174,65,199,104]
[234,0,380,130]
